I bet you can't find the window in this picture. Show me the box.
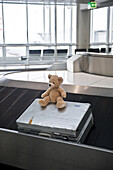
[44,5,55,43]
[57,5,77,44]
[72,6,77,43]
[28,5,44,43]
[28,4,55,44]
[90,7,113,53]
[0,47,2,57]
[6,47,26,58]
[90,7,107,43]
[0,2,77,65]
[0,4,3,43]
[51,5,55,43]
[45,5,51,43]
[57,5,64,43]
[65,6,71,43]
[110,7,113,43]
[4,4,27,44]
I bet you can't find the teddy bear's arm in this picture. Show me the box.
[41,88,51,98]
[58,87,66,98]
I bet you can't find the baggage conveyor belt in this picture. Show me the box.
[0,85,113,170]
[0,85,113,150]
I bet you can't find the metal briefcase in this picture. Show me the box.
[16,99,94,143]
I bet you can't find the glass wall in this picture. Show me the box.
[110,6,113,43]
[90,7,107,44]
[4,4,27,44]
[28,4,55,44]
[57,5,76,44]
[0,47,2,58]
[57,5,64,43]
[0,4,3,44]
[72,6,77,43]
[0,2,77,65]
[90,6,113,53]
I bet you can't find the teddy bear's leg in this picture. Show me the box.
[38,96,50,107]
[56,96,66,109]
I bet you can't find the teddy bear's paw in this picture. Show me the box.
[41,93,46,98]
[61,92,66,98]
[38,99,47,107]
[56,101,66,109]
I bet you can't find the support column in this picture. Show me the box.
[77,5,90,50]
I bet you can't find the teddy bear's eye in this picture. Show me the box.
[53,82,55,84]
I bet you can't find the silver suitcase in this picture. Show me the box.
[16,99,94,143]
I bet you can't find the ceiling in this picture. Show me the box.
[97,0,113,7]
[1,0,113,7]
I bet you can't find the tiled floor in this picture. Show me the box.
[4,70,113,89]
[90,76,113,88]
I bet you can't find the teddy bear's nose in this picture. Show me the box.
[49,83,51,87]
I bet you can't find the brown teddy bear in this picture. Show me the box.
[38,74,66,108]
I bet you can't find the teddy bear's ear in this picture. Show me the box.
[48,74,52,79]
[58,77,63,83]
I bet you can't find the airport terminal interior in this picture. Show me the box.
[0,0,113,169]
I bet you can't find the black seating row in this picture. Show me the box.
[28,49,68,61]
[29,49,68,56]
[75,48,111,54]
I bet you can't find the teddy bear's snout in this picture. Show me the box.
[49,83,54,88]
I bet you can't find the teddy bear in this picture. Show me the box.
[38,74,66,109]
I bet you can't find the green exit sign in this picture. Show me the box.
[88,1,97,8]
